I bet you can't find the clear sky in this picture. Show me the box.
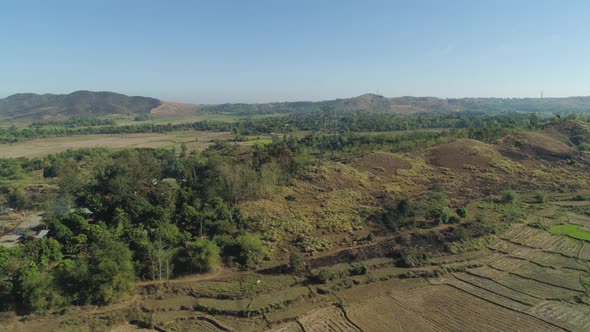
[1,0,589,103]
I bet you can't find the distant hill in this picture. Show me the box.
[3,91,590,121]
[203,94,590,115]
[0,91,161,120]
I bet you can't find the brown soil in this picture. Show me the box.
[353,152,411,175]
[149,102,202,116]
[429,139,497,171]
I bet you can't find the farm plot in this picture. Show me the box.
[297,306,361,332]
[488,239,584,270]
[488,255,528,272]
[452,272,541,306]
[510,262,586,291]
[579,242,590,261]
[565,212,590,228]
[143,295,199,312]
[550,224,590,241]
[346,296,437,331]
[431,250,489,265]
[469,267,582,299]
[392,284,560,331]
[159,317,228,332]
[531,252,587,271]
[249,286,311,312]
[444,276,533,311]
[530,301,590,331]
[268,321,303,332]
[501,224,581,257]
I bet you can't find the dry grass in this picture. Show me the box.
[0,131,236,158]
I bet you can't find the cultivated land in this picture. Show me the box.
[4,197,590,331]
[5,92,590,331]
[0,131,271,158]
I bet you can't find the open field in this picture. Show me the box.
[0,131,274,158]
[550,223,590,241]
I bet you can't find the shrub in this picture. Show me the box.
[312,269,339,284]
[456,207,467,218]
[289,252,305,273]
[236,234,270,268]
[534,192,547,203]
[350,264,369,276]
[501,190,519,203]
[186,238,221,273]
[366,232,376,242]
[285,194,296,201]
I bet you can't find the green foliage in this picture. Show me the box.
[236,234,270,268]
[550,224,590,241]
[398,247,431,268]
[86,239,135,305]
[350,264,369,276]
[288,252,305,273]
[312,269,340,284]
[12,264,64,314]
[24,238,63,268]
[186,238,221,273]
[501,190,519,203]
[7,186,31,210]
[366,232,376,242]
[534,192,547,203]
[456,207,468,218]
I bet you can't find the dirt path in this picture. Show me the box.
[137,266,229,287]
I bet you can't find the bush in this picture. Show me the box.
[312,269,339,284]
[534,192,547,203]
[366,232,376,242]
[186,238,221,273]
[285,194,296,201]
[501,190,519,203]
[456,207,467,218]
[350,264,369,276]
[289,252,305,273]
[236,234,270,268]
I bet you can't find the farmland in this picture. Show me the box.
[3,111,590,331]
[0,131,275,158]
[3,197,590,331]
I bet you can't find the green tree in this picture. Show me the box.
[236,234,269,268]
[147,240,176,281]
[289,252,305,273]
[24,238,63,268]
[12,264,63,314]
[86,239,135,305]
[186,238,221,273]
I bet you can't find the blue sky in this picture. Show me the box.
[1,0,589,103]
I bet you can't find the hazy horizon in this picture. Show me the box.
[2,0,590,104]
[2,90,590,106]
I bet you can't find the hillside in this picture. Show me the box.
[3,91,590,121]
[204,94,590,115]
[0,90,161,120]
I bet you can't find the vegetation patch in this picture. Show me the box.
[550,223,590,241]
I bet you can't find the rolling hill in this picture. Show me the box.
[3,91,590,121]
[203,94,590,115]
[0,90,161,120]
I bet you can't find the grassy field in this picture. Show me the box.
[0,131,237,158]
[550,223,590,241]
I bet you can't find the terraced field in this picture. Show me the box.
[5,201,590,331]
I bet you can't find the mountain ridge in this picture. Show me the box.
[3,91,590,120]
